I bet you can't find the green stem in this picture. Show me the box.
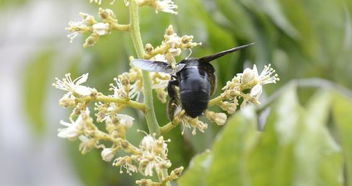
[129,0,160,135]
[80,96,146,111]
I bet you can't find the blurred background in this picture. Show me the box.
[1,0,352,185]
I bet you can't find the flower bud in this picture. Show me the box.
[250,84,263,99]
[214,112,227,125]
[101,148,115,162]
[242,68,256,84]
[144,43,154,53]
[92,23,109,36]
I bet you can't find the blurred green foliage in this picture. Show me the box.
[23,49,54,136]
[179,86,352,186]
[12,0,352,185]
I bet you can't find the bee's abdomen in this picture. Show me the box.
[178,66,212,118]
[180,89,209,118]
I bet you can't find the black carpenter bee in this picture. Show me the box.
[132,43,254,120]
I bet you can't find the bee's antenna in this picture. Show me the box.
[198,43,255,63]
[185,48,192,59]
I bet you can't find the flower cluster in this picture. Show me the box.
[144,25,202,67]
[53,73,97,108]
[54,73,183,184]
[159,64,280,135]
[137,0,178,14]
[113,134,172,176]
[59,0,280,184]
[220,64,280,109]
[53,61,279,184]
[66,8,129,47]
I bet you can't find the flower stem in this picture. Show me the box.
[129,0,160,135]
[95,96,146,111]
[208,95,223,107]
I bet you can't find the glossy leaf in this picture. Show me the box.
[177,151,212,186]
[206,107,257,186]
[294,90,342,186]
[247,84,301,186]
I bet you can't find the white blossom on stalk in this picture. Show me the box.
[66,13,96,43]
[116,114,135,128]
[155,0,178,14]
[92,23,110,36]
[101,148,116,162]
[250,84,263,99]
[258,64,280,85]
[213,113,227,125]
[53,73,95,97]
[205,111,227,126]
[113,156,138,175]
[138,134,171,176]
[78,136,96,154]
[241,64,280,86]
[241,67,257,84]
[58,115,85,140]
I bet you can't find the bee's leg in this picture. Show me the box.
[167,78,179,121]
[167,78,178,98]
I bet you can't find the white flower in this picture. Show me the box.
[168,48,182,56]
[219,101,237,114]
[140,135,155,152]
[258,64,280,85]
[101,148,116,162]
[155,0,178,14]
[241,64,279,86]
[92,23,110,36]
[241,67,257,84]
[66,13,95,43]
[79,13,96,25]
[78,136,96,154]
[165,34,181,48]
[205,111,227,125]
[240,64,279,102]
[67,32,79,43]
[250,84,263,99]
[113,156,138,175]
[116,114,134,128]
[137,134,171,176]
[58,115,84,140]
[53,73,94,96]
[151,72,170,89]
[213,113,227,125]
[129,80,143,100]
[152,54,168,62]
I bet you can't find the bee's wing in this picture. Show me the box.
[198,43,255,63]
[132,59,174,74]
[132,59,186,74]
[174,63,186,73]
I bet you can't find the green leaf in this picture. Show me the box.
[295,90,342,186]
[206,107,257,186]
[178,107,257,186]
[177,151,212,186]
[247,84,302,186]
[333,93,352,186]
[215,0,255,40]
[259,0,298,38]
[23,49,54,136]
